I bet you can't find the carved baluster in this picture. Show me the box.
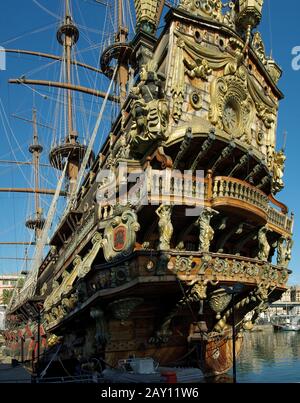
[218,179,223,197]
[103,206,108,219]
[213,179,218,198]
[229,180,234,197]
[225,180,230,197]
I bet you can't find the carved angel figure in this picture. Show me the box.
[156,204,173,250]
[129,61,169,149]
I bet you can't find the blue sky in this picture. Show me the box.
[0,1,299,284]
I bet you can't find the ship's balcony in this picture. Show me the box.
[210,176,293,235]
[139,171,293,236]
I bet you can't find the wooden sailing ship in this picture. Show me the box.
[3,0,294,378]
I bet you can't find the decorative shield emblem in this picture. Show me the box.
[113,225,127,251]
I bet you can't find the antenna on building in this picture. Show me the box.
[282,130,287,152]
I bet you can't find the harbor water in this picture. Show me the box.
[227,326,300,383]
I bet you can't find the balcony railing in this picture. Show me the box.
[212,176,269,211]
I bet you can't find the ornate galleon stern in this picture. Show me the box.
[5,0,293,378]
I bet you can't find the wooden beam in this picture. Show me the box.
[0,242,37,246]
[0,257,33,261]
[0,188,67,196]
[9,78,120,103]
[0,160,51,168]
[3,48,103,75]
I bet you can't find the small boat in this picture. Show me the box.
[272,315,300,331]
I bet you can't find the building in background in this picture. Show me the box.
[0,274,20,330]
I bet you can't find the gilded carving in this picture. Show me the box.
[47,334,63,347]
[277,236,293,268]
[174,255,194,274]
[78,232,104,278]
[128,61,169,152]
[190,91,202,110]
[103,209,140,261]
[156,205,173,250]
[209,288,232,320]
[272,150,286,194]
[257,226,270,261]
[196,208,218,252]
[252,31,266,65]
[187,278,219,301]
[184,57,212,81]
[209,65,254,143]
[171,39,185,123]
[255,102,275,129]
[108,298,144,323]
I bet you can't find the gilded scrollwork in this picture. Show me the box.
[184,57,212,81]
[209,65,254,143]
[174,255,194,274]
[78,232,104,278]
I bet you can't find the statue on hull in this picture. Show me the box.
[129,61,169,154]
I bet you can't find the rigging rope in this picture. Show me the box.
[71,64,118,206]
[32,0,61,20]
[8,157,69,310]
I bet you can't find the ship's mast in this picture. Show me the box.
[49,0,94,195]
[117,0,129,104]
[25,109,45,242]
[65,0,75,141]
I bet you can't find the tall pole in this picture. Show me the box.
[65,0,74,141]
[60,0,80,194]
[117,0,128,105]
[32,109,41,242]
